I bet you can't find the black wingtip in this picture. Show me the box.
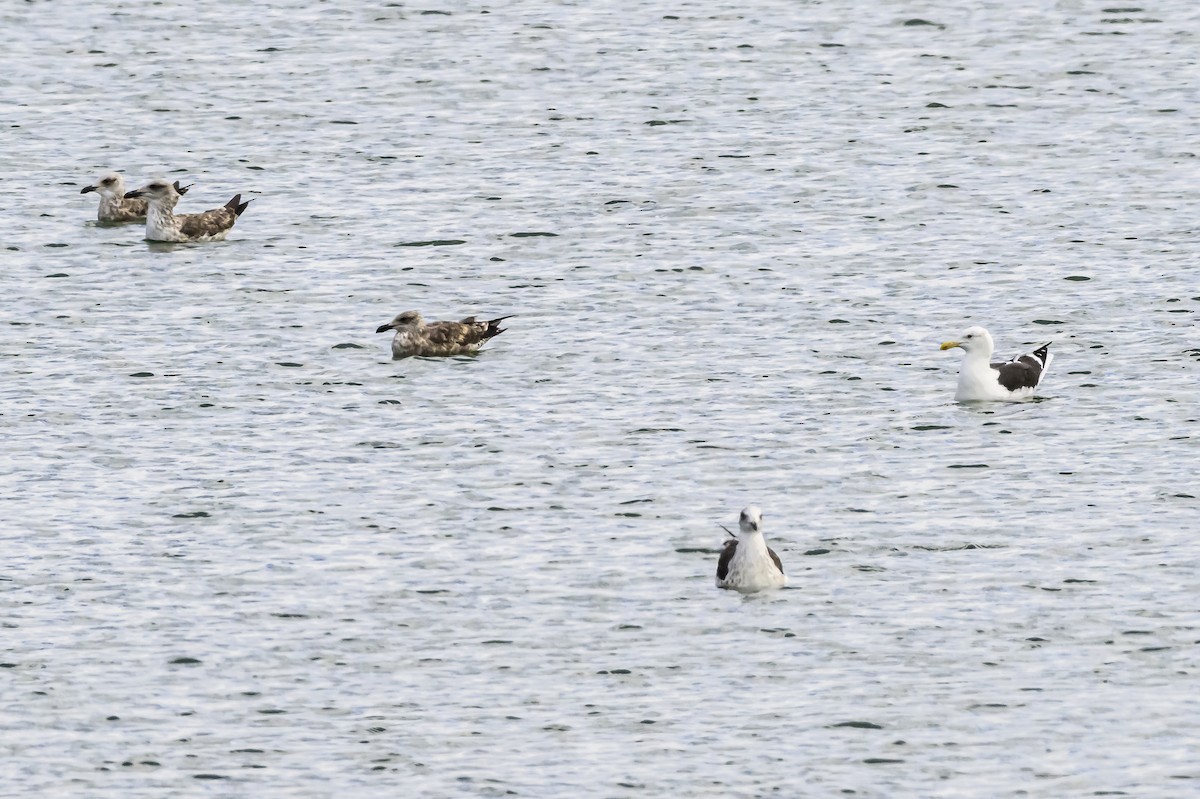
[486,315,514,338]
[225,194,252,216]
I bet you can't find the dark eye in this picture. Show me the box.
[102,178,114,185]
[966,334,973,339]
[151,183,167,190]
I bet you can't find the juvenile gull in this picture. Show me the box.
[375,310,512,359]
[81,173,192,222]
[80,173,164,223]
[940,325,1053,402]
[124,180,250,242]
[716,506,786,593]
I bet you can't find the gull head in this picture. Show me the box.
[738,506,764,536]
[81,172,126,198]
[376,310,423,334]
[124,179,188,202]
[940,325,993,356]
[124,178,180,202]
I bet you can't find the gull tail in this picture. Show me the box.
[1030,343,1053,388]
[225,194,252,217]
[485,315,515,339]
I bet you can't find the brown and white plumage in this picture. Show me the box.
[81,174,193,223]
[81,172,145,222]
[716,506,786,593]
[375,310,512,359]
[124,180,250,242]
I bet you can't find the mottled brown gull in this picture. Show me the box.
[940,326,1054,402]
[124,180,250,242]
[81,173,193,223]
[375,311,512,359]
[716,506,786,593]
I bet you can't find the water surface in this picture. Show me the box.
[2,1,1198,796]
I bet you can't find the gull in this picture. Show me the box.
[124,180,250,242]
[940,326,1053,402]
[375,310,512,359]
[715,506,787,593]
[81,173,190,223]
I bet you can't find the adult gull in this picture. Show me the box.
[940,326,1053,402]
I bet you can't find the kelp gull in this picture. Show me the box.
[125,180,250,242]
[716,506,786,593]
[940,326,1053,402]
[375,311,512,359]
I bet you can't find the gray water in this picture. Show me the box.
[2,1,1198,796]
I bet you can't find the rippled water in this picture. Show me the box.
[2,1,1198,796]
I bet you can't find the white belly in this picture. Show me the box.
[718,550,786,593]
